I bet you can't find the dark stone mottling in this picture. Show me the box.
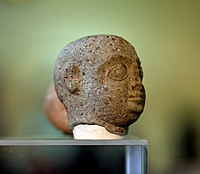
[54,34,145,136]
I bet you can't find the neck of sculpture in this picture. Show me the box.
[73,124,124,140]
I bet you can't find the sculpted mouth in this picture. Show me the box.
[128,88,145,103]
[127,97,144,113]
[128,97,144,105]
[128,96,144,105]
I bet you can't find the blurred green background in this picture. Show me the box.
[0,0,200,173]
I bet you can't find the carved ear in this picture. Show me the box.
[64,65,80,94]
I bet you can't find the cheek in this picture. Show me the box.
[103,79,129,108]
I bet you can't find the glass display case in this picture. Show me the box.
[0,136,147,174]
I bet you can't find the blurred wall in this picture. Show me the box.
[0,0,200,173]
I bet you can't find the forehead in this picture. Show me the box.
[58,35,138,70]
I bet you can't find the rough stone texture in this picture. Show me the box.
[54,34,145,136]
[44,83,72,134]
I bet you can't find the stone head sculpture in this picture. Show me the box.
[54,34,145,137]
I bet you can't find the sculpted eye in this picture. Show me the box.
[107,64,128,81]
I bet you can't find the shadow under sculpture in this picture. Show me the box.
[54,34,145,139]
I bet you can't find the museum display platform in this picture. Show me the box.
[0,136,148,174]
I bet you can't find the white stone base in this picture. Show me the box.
[73,124,124,140]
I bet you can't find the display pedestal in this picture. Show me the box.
[126,144,147,174]
[0,136,148,174]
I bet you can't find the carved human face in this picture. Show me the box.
[91,54,145,135]
[54,34,145,136]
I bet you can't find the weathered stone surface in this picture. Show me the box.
[54,34,145,136]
